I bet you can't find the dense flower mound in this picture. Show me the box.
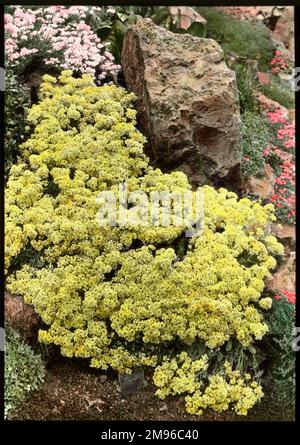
[267,109,295,152]
[270,50,292,75]
[154,355,263,416]
[266,110,295,223]
[6,72,284,416]
[5,6,119,81]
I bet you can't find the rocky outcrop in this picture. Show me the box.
[217,6,283,24]
[267,222,295,294]
[5,292,41,342]
[218,6,294,58]
[122,18,242,189]
[258,94,290,117]
[271,7,294,58]
[267,250,295,293]
[243,164,275,199]
[272,223,296,256]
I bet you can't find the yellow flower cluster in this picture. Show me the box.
[185,362,263,416]
[154,355,262,416]
[153,352,208,398]
[6,71,283,416]
[90,346,158,375]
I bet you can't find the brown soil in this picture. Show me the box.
[10,356,294,421]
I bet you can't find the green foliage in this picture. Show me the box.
[241,112,271,178]
[94,8,131,63]
[235,64,260,115]
[197,7,275,71]
[5,325,45,418]
[263,297,295,410]
[261,76,295,109]
[150,6,206,37]
[96,17,128,65]
[5,72,31,179]
[95,6,206,65]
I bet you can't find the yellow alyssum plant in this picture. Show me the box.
[154,354,263,416]
[6,71,283,416]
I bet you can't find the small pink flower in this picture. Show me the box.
[4,14,13,24]
[19,47,31,56]
[5,22,17,34]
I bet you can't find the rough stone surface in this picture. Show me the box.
[273,7,294,58]
[258,94,289,117]
[5,292,41,342]
[218,6,284,21]
[257,71,270,86]
[118,368,145,398]
[271,223,296,255]
[288,109,295,122]
[244,164,275,199]
[122,18,242,188]
[267,251,295,293]
[266,224,295,294]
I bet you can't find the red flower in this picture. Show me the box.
[282,290,296,305]
[263,148,270,156]
[270,51,290,74]
[273,290,296,305]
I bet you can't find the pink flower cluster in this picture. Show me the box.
[270,50,290,74]
[5,6,119,81]
[277,124,295,150]
[267,110,295,152]
[270,158,295,219]
[265,109,295,222]
[274,289,296,305]
[263,148,270,156]
[267,108,287,124]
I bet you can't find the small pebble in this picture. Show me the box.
[159,404,168,411]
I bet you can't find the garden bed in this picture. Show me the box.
[4,5,296,422]
[11,357,294,422]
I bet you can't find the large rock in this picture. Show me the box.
[122,18,242,188]
[5,292,41,343]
